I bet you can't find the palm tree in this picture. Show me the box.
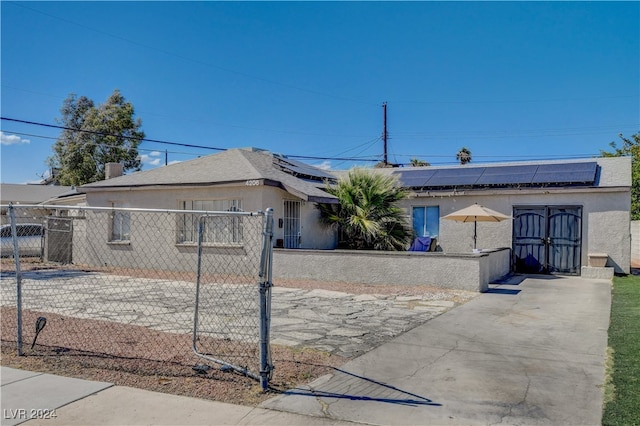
[456,147,472,165]
[410,158,430,167]
[316,168,412,250]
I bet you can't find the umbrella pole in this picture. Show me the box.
[474,220,477,249]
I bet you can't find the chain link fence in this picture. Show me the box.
[1,204,274,389]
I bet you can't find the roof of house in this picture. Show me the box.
[81,148,338,203]
[0,183,74,205]
[79,150,631,204]
[334,157,631,190]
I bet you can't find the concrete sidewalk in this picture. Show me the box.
[263,275,611,425]
[1,367,355,426]
[2,275,611,425]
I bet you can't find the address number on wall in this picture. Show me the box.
[245,180,261,186]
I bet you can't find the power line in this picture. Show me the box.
[389,95,639,105]
[287,154,378,162]
[1,84,376,139]
[391,124,639,140]
[392,152,602,159]
[306,136,382,165]
[1,117,226,151]
[0,129,204,157]
[0,118,381,163]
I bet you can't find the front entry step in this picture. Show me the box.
[581,266,614,280]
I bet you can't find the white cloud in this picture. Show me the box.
[1,132,30,145]
[140,151,162,166]
[168,160,182,165]
[314,160,332,170]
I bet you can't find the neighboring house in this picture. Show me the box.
[80,147,339,250]
[387,156,631,274]
[0,183,74,218]
[1,183,74,206]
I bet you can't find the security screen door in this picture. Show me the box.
[283,200,301,249]
[513,206,582,275]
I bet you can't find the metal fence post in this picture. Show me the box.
[8,204,24,355]
[258,208,274,390]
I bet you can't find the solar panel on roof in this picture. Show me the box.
[394,161,598,189]
[476,165,537,185]
[274,157,335,181]
[427,167,485,186]
[531,161,597,184]
[393,169,437,187]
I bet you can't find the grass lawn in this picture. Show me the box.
[602,274,640,425]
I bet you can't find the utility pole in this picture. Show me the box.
[382,102,388,166]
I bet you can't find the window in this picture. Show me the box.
[110,203,130,242]
[178,199,243,245]
[412,206,439,237]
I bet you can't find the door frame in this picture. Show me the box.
[512,205,583,275]
[283,200,301,249]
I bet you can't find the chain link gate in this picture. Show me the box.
[192,208,274,389]
[1,204,274,389]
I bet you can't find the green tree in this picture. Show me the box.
[48,89,145,185]
[601,132,640,220]
[316,168,413,250]
[374,161,394,168]
[456,147,472,165]
[410,157,430,167]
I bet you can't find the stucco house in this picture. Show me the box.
[0,183,75,219]
[81,147,339,250]
[387,156,631,275]
[77,148,631,276]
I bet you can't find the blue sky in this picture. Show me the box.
[1,1,638,184]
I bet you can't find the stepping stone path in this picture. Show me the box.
[270,287,473,358]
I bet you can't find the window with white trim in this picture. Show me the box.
[412,206,439,237]
[110,202,131,242]
[178,199,243,244]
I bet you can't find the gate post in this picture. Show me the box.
[258,208,274,390]
[8,204,24,355]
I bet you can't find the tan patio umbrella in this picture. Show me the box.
[443,203,512,249]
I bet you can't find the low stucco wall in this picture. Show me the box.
[632,220,640,266]
[272,247,511,292]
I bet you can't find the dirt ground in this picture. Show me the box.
[1,258,475,406]
[0,339,346,406]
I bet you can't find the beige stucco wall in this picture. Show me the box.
[401,187,631,274]
[273,248,511,292]
[631,221,640,266]
[71,209,265,275]
[84,182,338,250]
[264,195,337,250]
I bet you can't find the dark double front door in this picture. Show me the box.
[513,206,582,275]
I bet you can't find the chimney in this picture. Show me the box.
[105,162,124,179]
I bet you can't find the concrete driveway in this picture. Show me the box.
[262,275,611,425]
